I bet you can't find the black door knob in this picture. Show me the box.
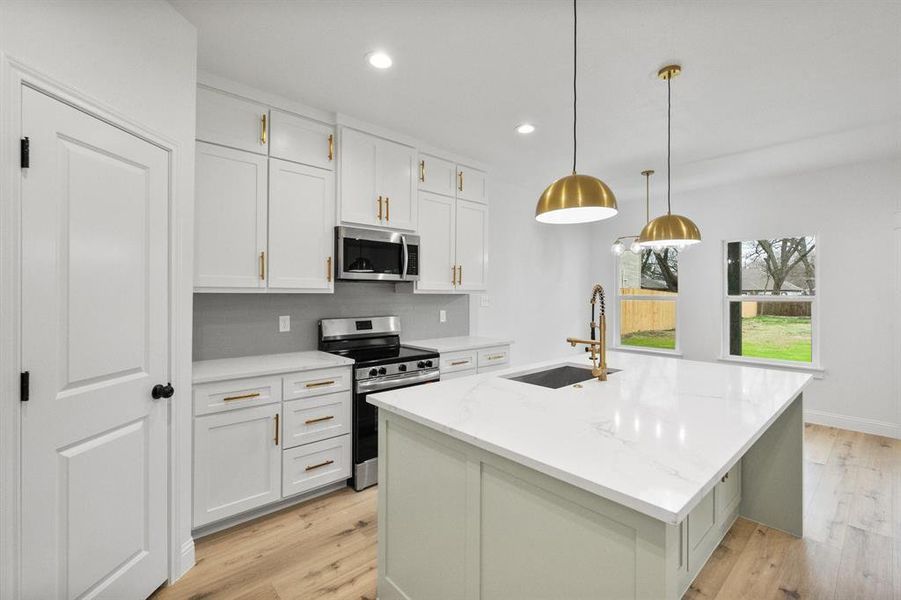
[152,382,175,399]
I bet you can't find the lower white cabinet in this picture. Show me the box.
[439,345,511,379]
[282,391,351,448]
[283,435,352,498]
[193,404,282,528]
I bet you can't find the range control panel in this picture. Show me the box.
[356,358,436,381]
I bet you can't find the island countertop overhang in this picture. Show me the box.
[368,350,812,524]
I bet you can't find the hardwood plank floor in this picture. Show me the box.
[153,424,898,600]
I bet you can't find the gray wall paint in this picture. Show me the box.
[193,282,469,361]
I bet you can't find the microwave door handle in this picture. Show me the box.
[401,235,409,280]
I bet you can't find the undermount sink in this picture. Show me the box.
[505,365,621,389]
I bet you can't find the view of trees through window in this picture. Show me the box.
[619,249,678,350]
[727,237,815,363]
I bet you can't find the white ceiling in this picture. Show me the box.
[171,0,901,202]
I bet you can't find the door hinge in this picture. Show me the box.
[20,371,29,402]
[20,137,29,169]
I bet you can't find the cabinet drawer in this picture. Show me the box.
[283,392,351,449]
[716,462,741,516]
[269,109,335,171]
[282,434,351,497]
[193,376,281,416]
[477,346,509,370]
[440,350,477,374]
[283,367,351,401]
[196,87,268,155]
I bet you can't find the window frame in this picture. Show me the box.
[613,248,681,356]
[720,236,821,370]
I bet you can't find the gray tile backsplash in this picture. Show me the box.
[193,282,469,361]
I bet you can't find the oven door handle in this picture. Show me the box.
[401,235,409,280]
[356,369,440,394]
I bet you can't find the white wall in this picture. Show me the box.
[470,179,596,365]
[591,159,901,438]
[0,0,198,591]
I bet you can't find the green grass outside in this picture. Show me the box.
[740,315,812,362]
[621,329,676,350]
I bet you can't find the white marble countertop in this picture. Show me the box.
[193,351,354,384]
[369,350,811,524]
[403,335,514,354]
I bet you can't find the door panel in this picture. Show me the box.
[21,85,168,599]
[195,142,267,289]
[416,192,456,291]
[455,199,488,291]
[268,159,335,291]
[338,128,379,227]
[377,138,416,231]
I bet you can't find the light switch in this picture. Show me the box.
[439,310,447,323]
[279,315,291,332]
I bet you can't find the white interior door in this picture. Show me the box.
[20,85,169,599]
[455,199,488,291]
[268,158,335,291]
[416,192,456,292]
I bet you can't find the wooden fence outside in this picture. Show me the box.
[619,288,676,335]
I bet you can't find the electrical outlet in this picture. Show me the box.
[279,315,290,332]
[480,295,491,308]
[439,310,447,323]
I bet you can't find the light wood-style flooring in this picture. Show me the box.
[153,424,899,599]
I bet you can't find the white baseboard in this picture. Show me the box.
[805,409,900,439]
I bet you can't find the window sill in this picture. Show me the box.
[611,346,683,358]
[717,355,825,378]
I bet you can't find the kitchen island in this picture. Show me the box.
[369,350,811,600]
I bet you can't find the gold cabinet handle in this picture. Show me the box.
[457,265,462,286]
[419,159,425,182]
[377,196,383,220]
[327,133,334,161]
[385,197,390,221]
[305,380,336,389]
[305,415,335,425]
[458,170,464,192]
[274,413,280,446]
[486,354,505,361]
[326,257,332,282]
[449,360,470,366]
[305,459,334,472]
[451,264,457,286]
[223,392,260,402]
[261,113,268,145]
[259,251,266,280]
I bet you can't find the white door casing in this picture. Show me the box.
[20,85,169,598]
[268,158,335,291]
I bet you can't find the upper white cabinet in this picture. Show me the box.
[339,127,417,231]
[268,159,335,292]
[418,192,457,291]
[269,109,335,171]
[195,142,268,289]
[456,165,487,204]
[418,154,457,197]
[196,86,269,155]
[454,199,488,291]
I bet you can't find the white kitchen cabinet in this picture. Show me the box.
[282,392,351,449]
[196,86,268,155]
[339,127,416,231]
[418,153,457,197]
[269,109,335,171]
[193,404,282,528]
[195,142,268,289]
[456,165,487,204]
[417,192,457,291]
[268,159,335,292]
[282,435,352,498]
[454,199,488,291]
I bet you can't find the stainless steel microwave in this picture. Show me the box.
[336,226,420,282]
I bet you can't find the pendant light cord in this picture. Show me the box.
[572,0,577,175]
[666,73,672,215]
[645,172,650,223]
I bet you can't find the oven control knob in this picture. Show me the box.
[417,361,426,369]
[369,368,378,377]
[425,360,433,368]
[398,364,407,372]
[378,367,387,375]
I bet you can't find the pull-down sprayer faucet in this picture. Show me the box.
[566,284,608,381]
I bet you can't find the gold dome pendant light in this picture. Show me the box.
[535,0,617,224]
[637,65,701,248]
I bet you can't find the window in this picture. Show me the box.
[724,237,817,364]
[616,248,678,351]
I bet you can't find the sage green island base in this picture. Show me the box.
[376,393,803,600]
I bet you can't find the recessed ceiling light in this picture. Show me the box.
[367,51,393,69]
[516,123,536,134]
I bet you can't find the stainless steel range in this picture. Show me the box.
[318,316,439,490]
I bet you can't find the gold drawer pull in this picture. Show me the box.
[260,113,268,145]
[327,133,334,161]
[305,459,335,472]
[449,360,470,366]
[274,413,280,446]
[305,380,336,389]
[305,415,335,425]
[223,392,260,402]
[487,354,505,361]
[419,159,425,182]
